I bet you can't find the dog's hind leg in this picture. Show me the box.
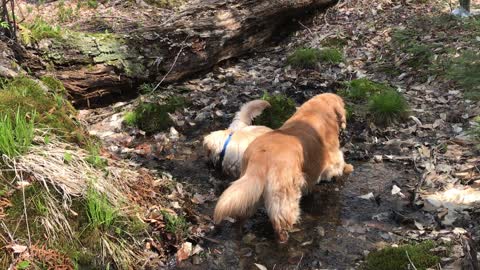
[264,171,305,243]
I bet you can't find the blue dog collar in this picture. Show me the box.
[217,132,234,168]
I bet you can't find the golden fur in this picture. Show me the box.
[213,93,354,242]
[203,100,273,177]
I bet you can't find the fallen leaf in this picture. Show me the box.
[254,263,268,270]
[357,192,375,200]
[176,242,193,263]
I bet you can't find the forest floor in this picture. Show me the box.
[1,0,480,269]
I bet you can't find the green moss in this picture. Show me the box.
[40,75,66,94]
[125,95,188,133]
[0,77,86,145]
[368,89,409,125]
[253,92,296,129]
[364,241,441,270]
[448,50,480,100]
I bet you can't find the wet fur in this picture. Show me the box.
[203,100,272,177]
[213,93,354,242]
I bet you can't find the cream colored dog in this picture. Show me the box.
[203,100,272,177]
[213,93,354,243]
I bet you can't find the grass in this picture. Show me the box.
[0,109,36,157]
[85,143,108,169]
[368,89,409,125]
[0,77,86,145]
[287,47,343,68]
[86,187,118,231]
[123,95,188,133]
[363,241,441,270]
[19,18,61,46]
[448,50,480,100]
[253,92,296,129]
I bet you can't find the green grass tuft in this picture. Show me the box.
[124,95,188,133]
[86,187,118,231]
[253,92,296,129]
[85,143,108,169]
[448,50,480,100]
[0,77,85,145]
[123,111,137,127]
[287,47,344,68]
[364,241,441,270]
[0,109,36,157]
[318,48,344,64]
[368,89,409,125]
[344,78,392,101]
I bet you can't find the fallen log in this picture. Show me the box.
[32,0,337,106]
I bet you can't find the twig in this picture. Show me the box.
[405,250,417,270]
[295,253,304,270]
[298,21,314,37]
[199,235,223,245]
[21,183,32,247]
[1,221,14,242]
[152,35,190,92]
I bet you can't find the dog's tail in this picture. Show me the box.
[228,100,270,130]
[213,174,264,224]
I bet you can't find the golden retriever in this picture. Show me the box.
[213,93,354,243]
[203,100,272,177]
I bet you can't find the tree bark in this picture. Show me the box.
[33,0,337,106]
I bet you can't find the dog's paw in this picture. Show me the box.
[277,230,289,244]
[343,164,354,175]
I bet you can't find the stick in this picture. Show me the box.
[405,251,417,270]
[152,35,190,92]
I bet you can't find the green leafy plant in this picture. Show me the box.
[364,241,441,270]
[19,18,61,46]
[85,143,107,169]
[254,92,296,129]
[0,109,36,157]
[162,211,188,236]
[287,48,321,69]
[368,89,409,125]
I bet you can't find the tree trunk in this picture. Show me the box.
[32,0,337,107]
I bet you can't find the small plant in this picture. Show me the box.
[448,50,480,100]
[287,48,321,69]
[368,89,409,125]
[138,83,155,94]
[287,47,343,68]
[57,1,75,22]
[344,78,392,101]
[125,96,187,133]
[0,109,36,157]
[363,241,441,270]
[162,211,188,236]
[85,143,107,169]
[405,42,433,68]
[123,111,137,127]
[86,187,118,231]
[19,18,61,46]
[254,92,296,129]
[318,48,344,64]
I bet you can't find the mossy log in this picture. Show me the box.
[33,0,337,106]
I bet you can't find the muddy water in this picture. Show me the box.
[164,147,422,270]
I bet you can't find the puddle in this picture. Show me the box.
[169,156,423,269]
